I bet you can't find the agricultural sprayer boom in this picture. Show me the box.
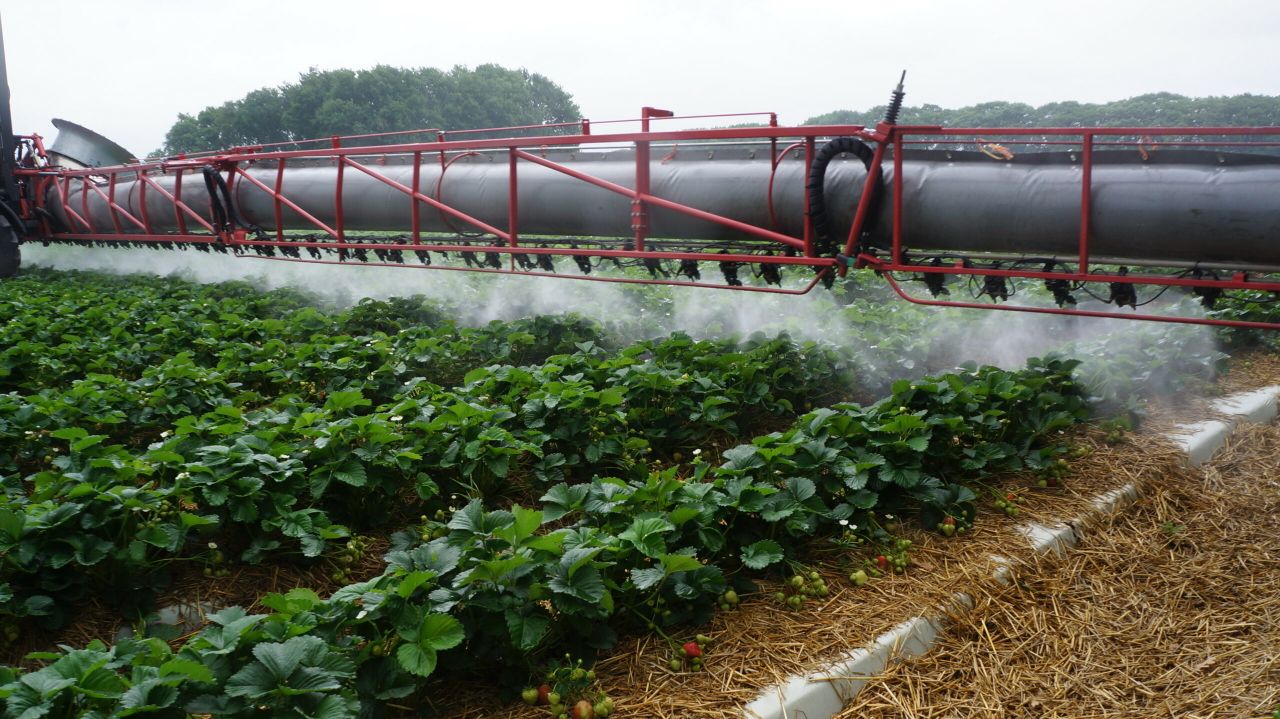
[0,33,1277,329]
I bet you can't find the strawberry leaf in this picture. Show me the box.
[740,539,785,569]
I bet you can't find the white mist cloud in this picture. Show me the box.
[24,244,1220,401]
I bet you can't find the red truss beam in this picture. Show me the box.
[16,114,1280,325]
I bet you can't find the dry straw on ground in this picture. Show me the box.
[438,417,1204,718]
[833,422,1280,719]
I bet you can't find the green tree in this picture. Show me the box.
[157,65,580,156]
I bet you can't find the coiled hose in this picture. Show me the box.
[805,137,881,259]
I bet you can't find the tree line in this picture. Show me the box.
[804,92,1280,128]
[160,76,1279,157]
[157,64,581,156]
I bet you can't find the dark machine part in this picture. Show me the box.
[0,15,23,278]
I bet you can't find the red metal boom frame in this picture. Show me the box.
[839,122,1280,330]
[16,111,1280,328]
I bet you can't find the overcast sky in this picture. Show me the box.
[7,0,1280,155]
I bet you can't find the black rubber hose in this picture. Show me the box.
[201,166,229,232]
[806,137,880,258]
[211,169,264,236]
[33,206,65,234]
[0,198,24,238]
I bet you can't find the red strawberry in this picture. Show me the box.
[572,699,595,719]
[683,641,703,658]
[942,516,956,526]
[876,555,890,571]
[537,684,552,705]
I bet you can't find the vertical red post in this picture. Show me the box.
[1079,132,1093,274]
[892,129,904,265]
[335,156,346,243]
[635,107,672,252]
[634,126,650,251]
[411,151,422,244]
[137,171,153,235]
[507,147,519,247]
[803,136,815,256]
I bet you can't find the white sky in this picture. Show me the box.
[9,0,1280,155]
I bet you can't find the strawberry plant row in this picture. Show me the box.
[1,358,1085,718]
[1,272,860,633]
[0,332,854,624]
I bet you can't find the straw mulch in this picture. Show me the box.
[434,423,1198,718]
[833,421,1280,719]
[1217,348,1280,396]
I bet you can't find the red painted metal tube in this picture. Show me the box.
[138,172,216,234]
[273,159,287,241]
[507,148,518,247]
[891,134,904,265]
[880,272,1280,330]
[52,233,220,244]
[334,154,346,242]
[431,152,487,237]
[53,178,90,232]
[105,174,124,234]
[767,142,805,231]
[862,257,1280,292]
[410,151,422,244]
[56,232,834,266]
[342,156,512,241]
[1079,133,1093,273]
[511,150,805,250]
[912,126,1280,136]
[171,170,189,235]
[235,252,830,294]
[136,171,154,234]
[233,166,338,237]
[802,137,815,257]
[841,139,888,268]
[633,139,650,252]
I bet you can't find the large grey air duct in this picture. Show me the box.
[46,145,1280,271]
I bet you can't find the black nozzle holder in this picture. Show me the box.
[884,70,907,125]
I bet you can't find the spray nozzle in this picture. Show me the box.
[883,71,907,126]
[1043,262,1076,306]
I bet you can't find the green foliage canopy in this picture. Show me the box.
[805,92,1280,128]
[158,64,581,156]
